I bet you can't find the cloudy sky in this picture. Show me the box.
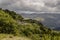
[0,0,60,13]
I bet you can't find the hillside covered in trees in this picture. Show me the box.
[0,8,60,40]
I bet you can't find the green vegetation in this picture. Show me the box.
[0,34,31,40]
[0,8,60,40]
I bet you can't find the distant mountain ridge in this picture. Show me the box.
[21,13,60,30]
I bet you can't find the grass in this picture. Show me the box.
[0,34,31,40]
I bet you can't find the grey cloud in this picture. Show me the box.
[56,0,60,6]
[0,0,60,13]
[45,2,56,7]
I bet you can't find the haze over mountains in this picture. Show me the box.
[21,13,60,30]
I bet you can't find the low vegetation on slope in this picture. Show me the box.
[0,34,31,40]
[0,8,60,40]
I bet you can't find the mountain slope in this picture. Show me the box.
[0,9,60,40]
